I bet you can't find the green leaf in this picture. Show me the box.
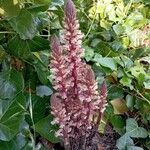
[93,54,117,70]
[27,36,50,52]
[125,11,146,28]
[120,55,133,68]
[116,134,134,150]
[91,38,101,47]
[35,62,49,85]
[0,77,16,99]
[126,118,148,138]
[34,0,51,5]
[27,95,48,123]
[132,48,146,60]
[27,4,49,13]
[120,76,133,90]
[0,133,27,150]
[0,93,26,141]
[130,65,146,78]
[0,0,20,17]
[0,45,6,60]
[34,115,60,143]
[95,41,118,57]
[111,40,123,51]
[36,85,53,97]
[9,69,24,92]
[0,69,24,99]
[113,24,124,35]
[9,9,40,40]
[8,36,31,58]
[83,46,94,62]
[115,55,133,68]
[108,86,124,99]
[51,0,64,7]
[126,95,135,108]
[110,115,125,128]
[144,80,150,89]
[8,36,49,58]
[127,146,144,150]
[137,73,145,86]
[100,19,112,30]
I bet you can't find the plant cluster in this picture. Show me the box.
[0,0,150,149]
[50,0,107,148]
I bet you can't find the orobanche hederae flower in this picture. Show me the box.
[49,0,107,149]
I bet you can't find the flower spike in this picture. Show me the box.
[50,0,107,148]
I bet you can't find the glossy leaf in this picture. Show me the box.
[36,85,53,97]
[34,115,59,143]
[126,118,148,138]
[9,9,40,40]
[116,134,134,150]
[93,54,117,71]
[0,93,26,141]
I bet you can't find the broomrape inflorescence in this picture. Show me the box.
[49,0,107,148]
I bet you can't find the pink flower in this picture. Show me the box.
[50,0,107,146]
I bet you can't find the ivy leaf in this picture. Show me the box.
[0,76,16,99]
[9,9,40,40]
[0,133,27,150]
[125,11,146,28]
[93,54,117,71]
[126,118,148,138]
[127,146,144,150]
[36,85,53,97]
[0,93,26,141]
[116,134,134,150]
[111,40,123,51]
[27,36,50,52]
[120,76,133,90]
[113,24,124,35]
[9,69,24,92]
[144,80,150,89]
[95,41,118,57]
[8,36,49,58]
[115,56,133,68]
[130,65,146,78]
[83,46,94,62]
[126,95,135,109]
[110,115,125,129]
[28,95,48,123]
[8,36,31,58]
[0,69,24,99]
[34,115,60,143]
[108,86,124,99]
[34,61,49,85]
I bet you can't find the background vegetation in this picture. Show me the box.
[0,0,150,149]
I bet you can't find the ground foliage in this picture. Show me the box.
[0,0,150,149]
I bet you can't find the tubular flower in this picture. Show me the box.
[50,0,107,147]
